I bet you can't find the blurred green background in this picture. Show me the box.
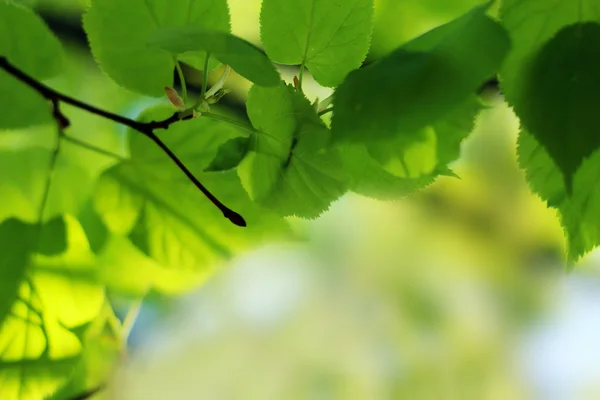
[7,0,600,399]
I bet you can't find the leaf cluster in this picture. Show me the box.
[1,0,599,397]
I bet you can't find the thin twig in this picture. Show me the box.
[317,107,333,117]
[37,127,61,223]
[62,134,127,161]
[0,56,246,227]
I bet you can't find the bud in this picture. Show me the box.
[165,86,185,110]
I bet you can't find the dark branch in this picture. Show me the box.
[0,56,246,227]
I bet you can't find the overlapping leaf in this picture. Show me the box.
[94,106,290,291]
[518,131,600,262]
[84,0,231,96]
[260,0,374,87]
[238,83,348,218]
[0,1,64,129]
[339,96,481,199]
[148,27,280,87]
[332,3,509,144]
[0,216,104,400]
[500,0,600,192]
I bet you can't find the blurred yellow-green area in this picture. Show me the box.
[7,0,600,399]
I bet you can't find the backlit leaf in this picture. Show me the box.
[260,0,374,87]
[83,0,230,96]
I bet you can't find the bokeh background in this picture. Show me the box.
[9,0,600,399]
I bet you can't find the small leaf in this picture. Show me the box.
[238,83,348,218]
[332,4,509,144]
[260,0,375,87]
[165,86,185,110]
[205,137,250,172]
[148,27,280,87]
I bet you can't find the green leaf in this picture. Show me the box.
[511,23,600,192]
[205,136,250,172]
[0,281,81,400]
[93,106,290,292]
[339,96,481,199]
[0,1,64,129]
[0,148,93,224]
[0,216,102,400]
[148,27,280,87]
[238,83,348,218]
[0,219,37,330]
[499,0,600,107]
[332,4,509,143]
[519,131,600,262]
[83,0,230,96]
[260,0,374,87]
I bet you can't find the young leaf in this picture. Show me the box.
[519,131,600,262]
[94,106,290,277]
[332,4,509,144]
[0,1,64,129]
[83,0,231,96]
[260,0,374,87]
[511,23,600,192]
[205,137,250,172]
[149,27,280,87]
[165,86,185,110]
[238,83,348,218]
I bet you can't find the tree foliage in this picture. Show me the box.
[0,0,599,397]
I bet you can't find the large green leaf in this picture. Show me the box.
[332,4,509,144]
[518,131,600,262]
[238,83,348,218]
[512,23,600,192]
[0,216,103,400]
[83,0,230,96]
[94,106,290,292]
[0,1,64,129]
[148,27,280,87]
[260,0,374,87]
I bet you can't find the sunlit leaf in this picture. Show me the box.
[238,83,348,218]
[83,0,230,96]
[260,0,374,87]
[205,137,250,172]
